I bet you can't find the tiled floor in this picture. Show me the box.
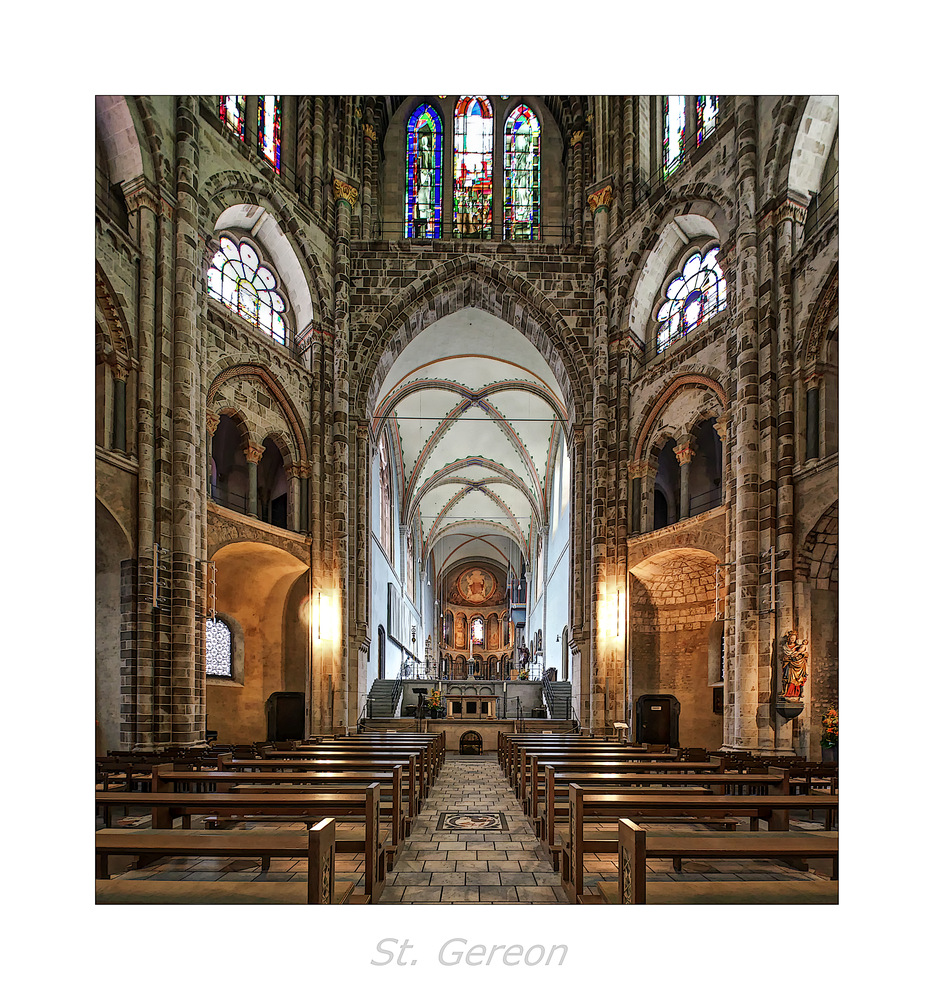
[100,753,834,902]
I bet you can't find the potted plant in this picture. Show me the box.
[427,688,443,718]
[517,667,529,681]
[820,708,838,762]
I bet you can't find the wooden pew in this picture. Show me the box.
[152,763,407,861]
[596,818,838,905]
[562,787,838,903]
[96,785,387,901]
[94,818,363,903]
[327,733,446,776]
[227,755,421,827]
[539,765,792,857]
[262,747,433,800]
[513,748,681,801]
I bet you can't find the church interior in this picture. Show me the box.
[94,93,841,906]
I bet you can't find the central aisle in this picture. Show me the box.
[377,755,564,903]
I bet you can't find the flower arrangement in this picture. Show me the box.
[518,667,529,681]
[820,709,838,748]
[427,689,442,710]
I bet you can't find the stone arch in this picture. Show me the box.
[207,362,309,466]
[797,501,839,591]
[353,255,588,423]
[96,96,150,189]
[786,97,839,205]
[201,173,329,325]
[95,262,134,362]
[255,425,297,473]
[802,264,839,365]
[632,370,727,465]
[614,186,735,335]
[762,96,809,205]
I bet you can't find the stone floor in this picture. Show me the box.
[100,752,834,901]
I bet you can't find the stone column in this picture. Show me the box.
[587,180,614,734]
[642,460,658,533]
[331,174,358,732]
[170,95,204,747]
[122,176,162,750]
[362,122,377,239]
[622,97,635,216]
[726,95,762,751]
[287,464,302,532]
[245,443,264,517]
[111,362,128,452]
[805,370,823,461]
[570,129,585,243]
[674,436,695,521]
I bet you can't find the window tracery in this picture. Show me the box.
[207,236,289,345]
[696,96,718,146]
[663,96,686,177]
[655,247,726,353]
[205,617,232,678]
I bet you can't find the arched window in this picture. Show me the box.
[504,105,540,241]
[258,96,281,172]
[663,96,686,177]
[696,96,718,146]
[205,617,232,678]
[406,533,416,602]
[453,96,493,239]
[207,236,289,345]
[470,615,485,646]
[220,96,246,141]
[656,247,726,353]
[378,435,393,558]
[406,104,442,238]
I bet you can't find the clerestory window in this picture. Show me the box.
[207,236,289,345]
[205,617,232,678]
[655,246,726,353]
[406,104,443,238]
[220,96,246,141]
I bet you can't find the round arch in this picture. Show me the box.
[632,370,728,465]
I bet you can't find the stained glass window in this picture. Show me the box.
[206,618,232,678]
[406,104,442,238]
[453,96,493,239]
[663,96,686,177]
[220,96,246,141]
[656,247,727,353]
[379,435,392,557]
[207,237,288,345]
[696,96,719,146]
[504,106,541,241]
[471,616,485,645]
[258,96,281,172]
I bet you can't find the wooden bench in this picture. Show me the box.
[94,818,364,902]
[598,818,839,905]
[560,785,838,901]
[539,766,792,855]
[96,785,387,901]
[510,747,678,796]
[595,878,837,905]
[152,763,409,857]
[262,747,432,800]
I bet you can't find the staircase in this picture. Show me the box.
[544,680,573,720]
[365,678,402,719]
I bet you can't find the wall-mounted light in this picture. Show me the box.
[313,592,335,642]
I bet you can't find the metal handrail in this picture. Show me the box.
[390,675,403,717]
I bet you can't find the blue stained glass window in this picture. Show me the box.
[656,247,726,353]
[663,96,686,177]
[406,104,443,238]
[504,105,541,241]
[696,96,719,146]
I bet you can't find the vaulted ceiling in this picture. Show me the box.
[373,308,568,573]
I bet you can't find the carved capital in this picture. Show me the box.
[332,178,359,208]
[779,198,809,227]
[362,124,377,141]
[571,130,585,147]
[587,183,614,215]
[110,361,130,383]
[244,443,265,464]
[206,411,220,437]
[122,176,161,215]
[674,441,695,467]
[804,368,825,389]
[629,460,650,480]
[713,416,730,443]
